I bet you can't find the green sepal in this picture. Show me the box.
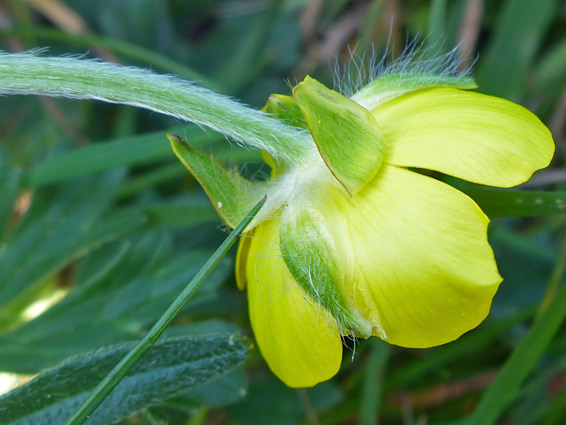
[262,94,307,129]
[279,197,372,338]
[351,73,477,111]
[168,133,264,228]
[293,76,386,196]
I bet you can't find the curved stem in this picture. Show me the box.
[0,53,310,163]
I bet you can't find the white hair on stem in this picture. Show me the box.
[0,50,315,165]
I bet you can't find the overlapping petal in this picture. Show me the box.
[288,165,502,348]
[233,81,553,385]
[243,217,343,387]
[373,87,554,188]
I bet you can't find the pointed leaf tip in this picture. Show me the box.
[169,133,264,228]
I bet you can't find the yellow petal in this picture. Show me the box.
[373,87,554,188]
[235,229,255,291]
[313,165,502,348]
[246,217,343,387]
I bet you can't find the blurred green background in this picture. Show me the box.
[0,0,565,424]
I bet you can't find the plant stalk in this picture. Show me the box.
[63,196,266,425]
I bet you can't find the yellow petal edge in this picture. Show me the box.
[374,87,554,188]
[245,217,343,387]
[306,165,503,348]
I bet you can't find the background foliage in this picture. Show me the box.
[0,0,565,424]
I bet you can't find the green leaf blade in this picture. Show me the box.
[463,188,566,217]
[0,335,249,425]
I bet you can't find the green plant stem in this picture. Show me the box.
[63,196,266,425]
[0,53,310,163]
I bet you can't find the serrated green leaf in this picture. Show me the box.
[0,335,249,425]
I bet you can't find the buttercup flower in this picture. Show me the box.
[170,66,554,387]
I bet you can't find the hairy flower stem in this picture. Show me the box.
[0,53,312,163]
[63,196,266,425]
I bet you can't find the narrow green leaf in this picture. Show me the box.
[26,126,219,187]
[360,339,390,425]
[0,170,145,330]
[0,149,21,239]
[212,6,277,92]
[384,308,534,390]
[0,233,231,373]
[463,188,566,217]
[476,0,559,99]
[62,196,265,425]
[137,194,218,229]
[538,234,566,315]
[534,38,566,96]
[428,0,448,54]
[0,26,218,89]
[357,0,383,55]
[542,387,566,425]
[465,282,566,425]
[0,335,249,425]
[115,162,186,199]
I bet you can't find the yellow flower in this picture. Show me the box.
[170,72,554,388]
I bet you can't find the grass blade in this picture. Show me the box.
[475,0,559,99]
[0,26,218,89]
[62,195,266,425]
[463,188,566,217]
[465,281,566,425]
[360,339,391,425]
